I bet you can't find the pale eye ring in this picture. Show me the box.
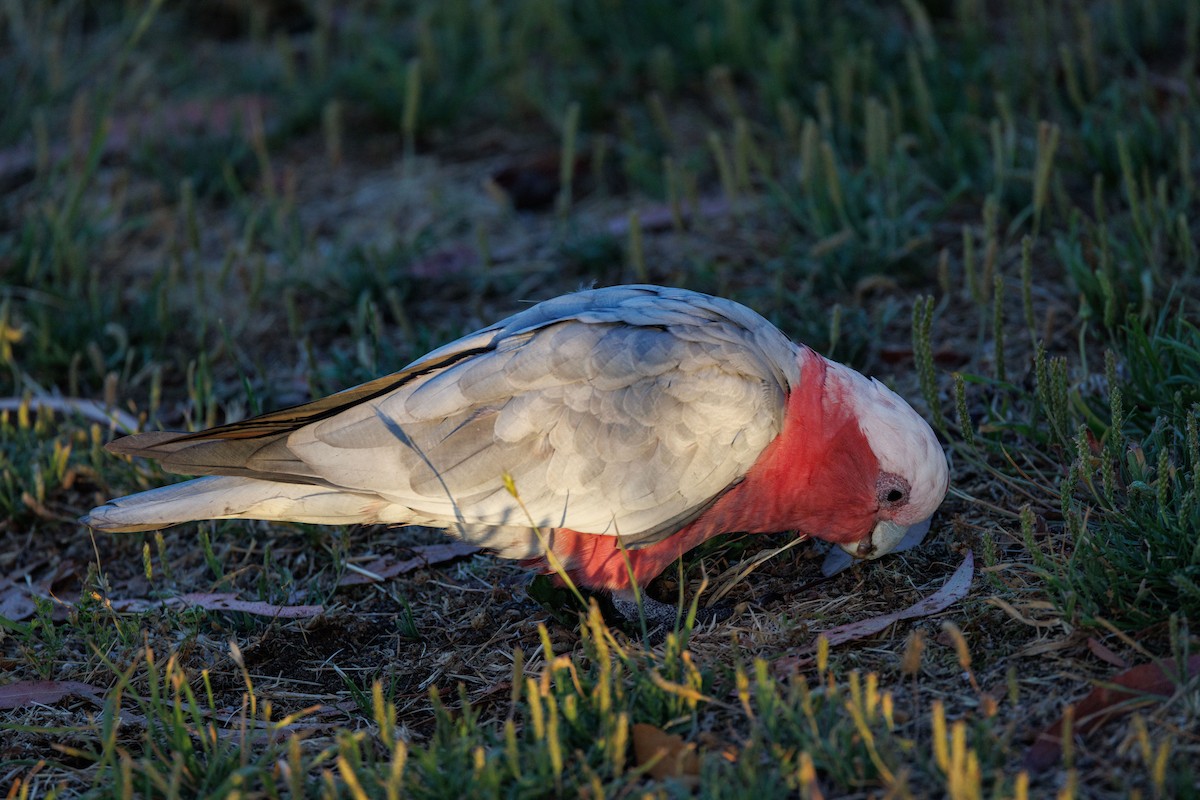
[877,473,910,506]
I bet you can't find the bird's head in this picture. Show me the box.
[769,348,949,562]
[837,366,949,560]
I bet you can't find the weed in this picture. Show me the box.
[3,0,1200,796]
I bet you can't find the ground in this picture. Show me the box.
[1,1,1198,797]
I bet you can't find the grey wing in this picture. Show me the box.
[285,307,792,547]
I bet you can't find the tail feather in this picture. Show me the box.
[81,476,390,532]
[105,432,315,483]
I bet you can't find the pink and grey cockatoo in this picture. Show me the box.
[84,285,948,605]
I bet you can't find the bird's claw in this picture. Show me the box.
[607,591,735,632]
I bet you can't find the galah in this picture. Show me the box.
[84,285,948,605]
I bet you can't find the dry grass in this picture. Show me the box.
[2,1,1199,797]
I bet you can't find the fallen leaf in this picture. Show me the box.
[1014,633,1083,659]
[632,723,701,781]
[776,550,974,673]
[108,592,323,618]
[181,594,324,618]
[1024,654,1200,772]
[0,577,36,622]
[1086,637,1128,670]
[0,559,83,622]
[338,542,480,586]
[0,680,104,710]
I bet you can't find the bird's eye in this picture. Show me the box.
[877,473,910,506]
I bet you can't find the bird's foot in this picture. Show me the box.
[607,590,735,633]
[523,575,735,639]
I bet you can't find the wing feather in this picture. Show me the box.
[105,285,801,547]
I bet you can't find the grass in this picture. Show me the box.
[2,0,1199,796]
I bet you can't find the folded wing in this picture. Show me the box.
[106,286,800,548]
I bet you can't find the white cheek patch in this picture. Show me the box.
[835,369,948,525]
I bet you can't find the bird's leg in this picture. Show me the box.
[607,589,736,630]
[608,590,681,630]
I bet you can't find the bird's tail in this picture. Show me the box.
[82,475,386,532]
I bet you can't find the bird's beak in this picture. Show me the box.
[840,517,932,560]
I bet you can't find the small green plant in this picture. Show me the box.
[4,0,1200,795]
